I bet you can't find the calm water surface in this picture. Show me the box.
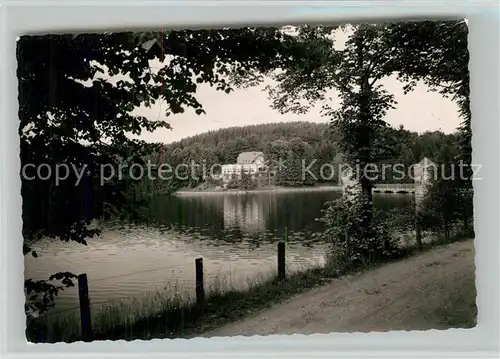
[25,190,412,313]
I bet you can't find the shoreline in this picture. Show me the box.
[174,185,344,196]
[173,185,415,196]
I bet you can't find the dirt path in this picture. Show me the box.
[203,239,476,337]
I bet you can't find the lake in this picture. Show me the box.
[24,190,413,315]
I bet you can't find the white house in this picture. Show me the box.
[221,151,266,183]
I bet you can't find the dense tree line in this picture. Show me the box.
[139,122,460,190]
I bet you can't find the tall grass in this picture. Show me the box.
[27,265,334,343]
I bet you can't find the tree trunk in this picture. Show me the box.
[355,29,375,239]
[361,178,374,225]
[444,223,450,242]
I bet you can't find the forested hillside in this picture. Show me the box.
[141,122,460,191]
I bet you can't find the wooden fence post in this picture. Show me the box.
[77,273,92,342]
[278,241,286,281]
[415,217,422,251]
[195,258,204,309]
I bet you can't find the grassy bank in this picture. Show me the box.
[27,267,333,343]
[27,226,474,343]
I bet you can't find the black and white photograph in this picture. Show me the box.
[19,20,476,343]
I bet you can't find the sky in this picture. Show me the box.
[134,76,461,145]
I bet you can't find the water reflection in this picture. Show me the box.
[149,191,348,242]
[25,191,413,311]
[223,195,268,233]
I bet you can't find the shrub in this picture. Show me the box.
[318,193,402,272]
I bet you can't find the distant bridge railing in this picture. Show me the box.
[373,183,415,193]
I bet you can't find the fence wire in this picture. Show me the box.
[38,244,328,321]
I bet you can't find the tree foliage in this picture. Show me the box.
[318,196,402,271]
[419,164,474,239]
[382,20,473,239]
[382,20,471,177]
[19,27,294,316]
[228,21,471,265]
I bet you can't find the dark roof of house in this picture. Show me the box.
[236,151,264,164]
